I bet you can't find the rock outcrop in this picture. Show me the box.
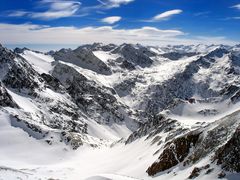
[147,132,201,176]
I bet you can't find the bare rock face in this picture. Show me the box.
[147,132,201,176]
[214,125,240,172]
[0,82,18,108]
[126,115,182,144]
[112,44,154,68]
[40,73,64,92]
[52,46,112,75]
[114,77,137,97]
[0,45,41,92]
[220,85,239,96]
[119,59,136,70]
[184,111,240,166]
[161,52,198,60]
[188,164,211,179]
[205,48,229,59]
[61,131,83,150]
[231,89,240,103]
[52,62,138,128]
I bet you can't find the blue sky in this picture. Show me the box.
[0,0,240,50]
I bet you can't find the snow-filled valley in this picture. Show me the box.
[0,43,240,180]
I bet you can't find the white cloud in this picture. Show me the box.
[108,0,134,8]
[232,4,240,10]
[0,23,237,46]
[152,9,183,21]
[101,16,122,24]
[141,9,183,22]
[8,0,81,20]
[8,11,29,17]
[98,0,134,8]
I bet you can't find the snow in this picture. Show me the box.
[21,50,55,74]
[93,50,120,63]
[193,54,235,91]
[165,97,240,128]
[6,89,39,113]
[87,119,133,141]
[0,112,71,166]
[0,113,159,179]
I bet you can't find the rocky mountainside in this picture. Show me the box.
[0,43,240,180]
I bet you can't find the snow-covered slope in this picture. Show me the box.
[0,43,240,179]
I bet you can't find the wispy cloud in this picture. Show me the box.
[223,16,240,20]
[7,0,81,20]
[231,4,240,10]
[97,0,134,8]
[8,11,29,17]
[226,4,240,20]
[101,16,122,24]
[142,9,183,22]
[80,0,134,14]
[0,23,237,46]
[194,11,210,17]
[7,0,134,20]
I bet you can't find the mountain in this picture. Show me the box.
[0,43,240,180]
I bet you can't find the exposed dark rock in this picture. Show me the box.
[218,171,226,178]
[231,90,240,104]
[205,48,229,58]
[205,168,214,174]
[0,46,41,91]
[184,111,240,166]
[112,44,154,68]
[188,165,211,179]
[120,59,136,70]
[14,47,29,54]
[52,46,112,75]
[188,167,201,179]
[41,73,64,91]
[61,131,83,150]
[150,135,162,145]
[114,78,136,97]
[198,109,218,116]
[126,115,180,144]
[147,132,201,176]
[214,125,240,172]
[0,82,18,108]
[161,52,198,60]
[220,85,239,96]
[3,62,40,91]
